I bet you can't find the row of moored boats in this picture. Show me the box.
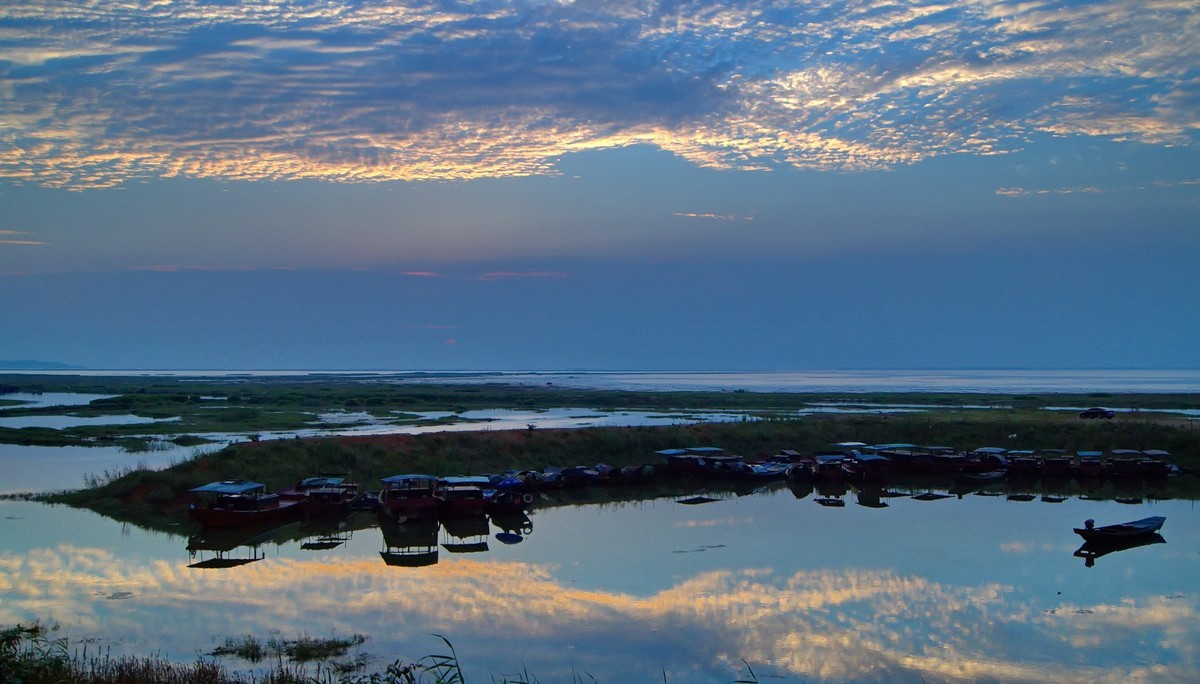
[186,443,1182,528]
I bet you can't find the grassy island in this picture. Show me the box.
[3,373,1190,530]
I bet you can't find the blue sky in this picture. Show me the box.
[2,0,1198,370]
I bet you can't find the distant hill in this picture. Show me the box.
[0,359,87,370]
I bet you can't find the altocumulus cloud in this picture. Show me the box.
[1,0,1196,189]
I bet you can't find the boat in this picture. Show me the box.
[955,468,1007,484]
[280,475,360,517]
[1075,451,1106,479]
[377,474,440,522]
[187,480,304,528]
[1038,449,1075,479]
[841,453,891,482]
[1073,516,1166,543]
[437,476,491,518]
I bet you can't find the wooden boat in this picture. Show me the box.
[955,468,1007,484]
[1075,451,1106,479]
[188,480,304,528]
[1039,450,1075,479]
[377,474,440,521]
[483,487,536,515]
[280,475,360,517]
[1073,516,1165,543]
[842,453,890,482]
[437,476,491,517]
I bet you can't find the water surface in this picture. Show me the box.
[1,485,1195,683]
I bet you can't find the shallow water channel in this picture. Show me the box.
[2,479,1197,683]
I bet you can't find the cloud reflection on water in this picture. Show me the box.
[1,543,1195,682]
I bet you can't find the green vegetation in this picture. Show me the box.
[4,624,744,683]
[46,409,1200,531]
[8,372,1198,528]
[3,372,1200,449]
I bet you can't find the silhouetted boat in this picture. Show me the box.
[1074,516,1165,543]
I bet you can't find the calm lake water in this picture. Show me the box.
[1,483,1196,683]
[2,372,1198,681]
[11,368,1200,393]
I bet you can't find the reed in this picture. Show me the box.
[7,624,750,684]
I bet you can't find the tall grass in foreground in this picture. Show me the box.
[1,623,764,684]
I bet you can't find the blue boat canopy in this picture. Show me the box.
[190,480,264,495]
[381,474,439,484]
[299,476,344,487]
[441,476,492,485]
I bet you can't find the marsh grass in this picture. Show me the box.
[47,407,1200,532]
[212,634,369,663]
[9,624,743,684]
[5,372,1199,448]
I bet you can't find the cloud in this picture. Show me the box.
[997,177,1200,197]
[2,544,1196,682]
[125,264,261,272]
[404,271,447,278]
[0,230,47,245]
[478,271,569,281]
[675,212,755,221]
[1,0,1196,188]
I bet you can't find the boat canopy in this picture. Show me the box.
[299,476,344,488]
[872,443,916,450]
[441,476,491,485]
[834,441,868,447]
[1143,449,1171,458]
[1077,451,1104,458]
[1110,449,1143,456]
[685,447,726,454]
[381,474,439,484]
[190,480,265,495]
[971,447,1007,454]
[656,448,689,456]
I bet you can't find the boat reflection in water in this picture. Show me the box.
[491,511,534,545]
[379,516,440,567]
[441,514,490,553]
[186,524,275,569]
[1075,533,1167,567]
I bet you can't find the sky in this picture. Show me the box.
[1,0,1198,371]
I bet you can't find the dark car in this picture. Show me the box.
[1079,407,1116,419]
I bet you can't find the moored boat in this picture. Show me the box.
[280,475,360,517]
[842,453,891,482]
[437,476,491,518]
[1073,516,1165,543]
[377,474,440,521]
[188,480,304,528]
